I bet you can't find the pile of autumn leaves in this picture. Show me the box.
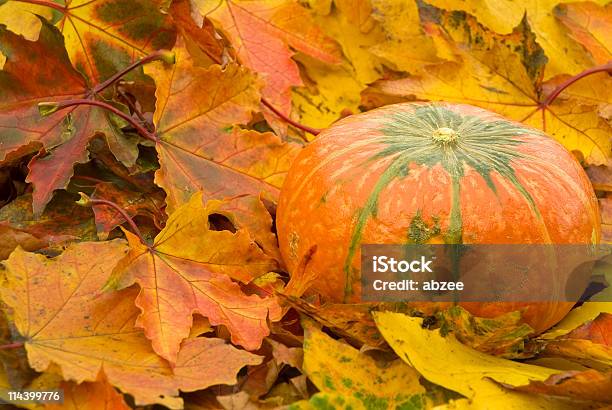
[0,0,611,408]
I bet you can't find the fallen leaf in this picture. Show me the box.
[288,392,366,410]
[372,13,612,164]
[0,225,48,261]
[555,2,612,65]
[47,375,131,410]
[308,0,385,85]
[0,192,97,259]
[107,192,281,364]
[292,55,364,130]
[0,1,53,41]
[373,312,562,406]
[424,0,609,79]
[145,39,301,213]
[564,312,612,346]
[540,303,612,340]
[290,0,388,133]
[586,166,612,192]
[282,296,387,348]
[508,369,612,404]
[438,306,535,359]
[3,0,176,83]
[170,0,226,67]
[301,319,426,408]
[91,182,166,240]
[0,21,136,214]
[0,241,262,409]
[599,198,612,242]
[193,0,342,130]
[217,194,282,262]
[368,0,441,73]
[268,338,303,370]
[541,340,612,371]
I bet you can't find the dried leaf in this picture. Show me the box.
[107,192,281,364]
[508,369,612,404]
[282,296,386,348]
[425,0,610,79]
[372,13,612,164]
[301,319,426,408]
[0,21,136,214]
[564,312,612,345]
[555,2,612,65]
[373,312,567,407]
[47,376,131,410]
[146,40,301,213]
[91,182,165,240]
[0,192,97,259]
[193,0,342,127]
[438,306,535,359]
[7,0,176,83]
[541,303,612,340]
[0,242,262,409]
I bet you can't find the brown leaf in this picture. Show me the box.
[0,192,97,259]
[282,296,387,348]
[509,369,612,404]
[91,182,166,240]
[438,306,536,359]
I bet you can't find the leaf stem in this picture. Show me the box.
[78,193,150,247]
[261,98,321,136]
[13,0,65,13]
[93,50,174,95]
[541,62,612,108]
[117,88,149,126]
[50,99,158,142]
[0,342,24,350]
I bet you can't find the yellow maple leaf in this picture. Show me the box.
[425,0,610,79]
[372,14,612,164]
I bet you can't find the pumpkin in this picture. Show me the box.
[276,102,601,333]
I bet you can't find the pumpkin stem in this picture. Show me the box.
[432,127,459,144]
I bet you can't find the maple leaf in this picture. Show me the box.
[192,0,342,131]
[2,0,176,83]
[106,192,281,364]
[555,2,612,65]
[0,21,133,215]
[0,192,97,260]
[145,39,301,214]
[425,0,610,79]
[371,14,612,164]
[0,241,263,409]
[509,369,612,404]
[91,182,166,240]
[218,193,283,261]
[368,0,441,72]
[48,374,131,410]
[169,0,226,67]
[0,1,53,41]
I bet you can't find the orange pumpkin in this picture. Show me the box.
[277,102,601,333]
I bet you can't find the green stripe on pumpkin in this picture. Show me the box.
[342,104,544,299]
